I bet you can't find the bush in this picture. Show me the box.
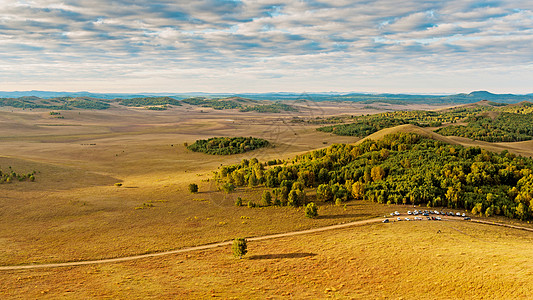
[232,238,248,258]
[305,202,318,218]
[221,183,235,193]
[114,182,122,187]
[188,183,199,193]
[235,197,243,206]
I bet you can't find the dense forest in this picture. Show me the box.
[118,97,181,107]
[436,113,533,142]
[240,103,297,113]
[316,107,490,137]
[214,132,533,220]
[187,137,270,155]
[0,96,110,110]
[318,102,533,142]
[0,167,36,183]
[181,97,243,110]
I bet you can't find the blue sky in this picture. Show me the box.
[1,0,532,93]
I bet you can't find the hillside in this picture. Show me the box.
[355,124,458,145]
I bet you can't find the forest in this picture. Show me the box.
[240,103,297,113]
[214,132,533,220]
[187,137,270,155]
[318,102,533,142]
[436,113,533,142]
[0,96,110,110]
[118,97,182,107]
[181,97,243,110]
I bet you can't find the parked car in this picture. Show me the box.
[456,212,461,216]
[407,211,412,215]
[462,213,466,217]
[397,217,402,221]
[405,218,410,221]
[423,213,429,216]
[390,212,395,216]
[426,216,431,220]
[434,211,439,215]
[395,211,400,216]
[464,217,471,220]
[383,219,390,223]
[436,217,442,221]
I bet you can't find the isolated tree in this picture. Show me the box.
[188,183,199,193]
[305,202,318,218]
[232,238,248,258]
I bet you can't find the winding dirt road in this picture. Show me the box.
[0,217,383,271]
[1,216,531,271]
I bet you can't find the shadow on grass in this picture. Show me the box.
[248,253,317,260]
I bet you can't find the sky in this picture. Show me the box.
[1,0,532,94]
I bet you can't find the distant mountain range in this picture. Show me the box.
[0,90,532,105]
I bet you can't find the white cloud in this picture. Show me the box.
[0,0,532,93]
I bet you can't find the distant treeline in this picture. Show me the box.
[118,97,182,107]
[240,103,297,113]
[187,137,269,155]
[318,102,533,142]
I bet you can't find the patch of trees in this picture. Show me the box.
[317,107,494,138]
[0,97,110,110]
[0,167,36,183]
[181,97,242,110]
[187,137,269,155]
[118,97,181,107]
[240,103,297,113]
[214,132,533,221]
[436,113,533,142]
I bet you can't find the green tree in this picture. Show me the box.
[188,183,199,193]
[232,238,248,258]
[316,184,333,202]
[305,202,318,218]
[352,181,365,200]
[261,190,272,206]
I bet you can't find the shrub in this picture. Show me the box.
[232,238,248,258]
[305,202,318,218]
[188,183,199,193]
[221,183,235,193]
[235,197,243,206]
[114,182,123,187]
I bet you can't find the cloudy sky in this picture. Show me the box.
[1,0,532,93]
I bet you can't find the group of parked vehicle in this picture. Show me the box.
[382,210,471,223]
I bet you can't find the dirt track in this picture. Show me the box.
[1,216,531,271]
[0,217,382,271]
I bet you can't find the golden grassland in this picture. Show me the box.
[1,102,533,298]
[1,220,532,299]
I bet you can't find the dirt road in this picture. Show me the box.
[1,216,531,271]
[0,217,382,271]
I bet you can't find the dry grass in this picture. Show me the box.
[1,220,531,299]
[1,103,532,298]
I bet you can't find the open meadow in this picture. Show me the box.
[1,101,533,298]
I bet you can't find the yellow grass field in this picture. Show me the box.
[1,220,532,299]
[1,102,532,298]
